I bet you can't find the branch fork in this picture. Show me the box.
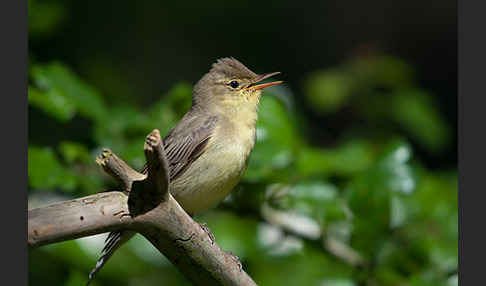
[28,129,257,286]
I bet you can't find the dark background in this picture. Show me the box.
[30,0,456,168]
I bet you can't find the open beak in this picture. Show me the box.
[246,72,283,91]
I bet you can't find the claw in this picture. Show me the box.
[226,250,243,272]
[199,223,215,244]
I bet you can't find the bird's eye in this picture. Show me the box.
[228,80,239,89]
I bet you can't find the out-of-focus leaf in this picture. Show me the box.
[29,248,70,285]
[197,210,259,260]
[257,222,304,256]
[447,274,458,286]
[74,235,163,284]
[390,89,451,152]
[328,140,376,176]
[65,270,87,286]
[377,140,416,195]
[375,239,430,285]
[28,86,76,121]
[28,146,77,191]
[408,268,450,286]
[93,105,152,167]
[304,70,354,114]
[285,181,338,203]
[274,181,344,223]
[59,141,91,164]
[244,94,299,182]
[403,172,458,274]
[320,278,356,286]
[148,82,193,135]
[250,243,353,286]
[43,240,93,270]
[261,203,322,240]
[160,82,193,117]
[128,235,171,267]
[266,181,353,247]
[390,196,407,228]
[296,140,375,178]
[30,62,107,121]
[295,147,334,177]
[28,145,101,195]
[59,143,104,194]
[347,140,416,257]
[348,56,415,89]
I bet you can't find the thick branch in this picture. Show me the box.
[28,129,257,286]
[28,192,256,285]
[28,191,131,247]
[135,196,255,286]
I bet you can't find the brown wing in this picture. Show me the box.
[89,114,218,285]
[142,114,218,181]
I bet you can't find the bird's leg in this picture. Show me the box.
[199,222,215,244]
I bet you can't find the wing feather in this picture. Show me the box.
[157,114,218,181]
[88,113,219,284]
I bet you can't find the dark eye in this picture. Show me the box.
[229,80,239,89]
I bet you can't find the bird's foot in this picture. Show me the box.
[199,223,215,244]
[226,251,243,272]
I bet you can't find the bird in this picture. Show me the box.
[87,57,282,284]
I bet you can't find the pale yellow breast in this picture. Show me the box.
[170,118,256,214]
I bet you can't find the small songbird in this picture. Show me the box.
[87,57,282,284]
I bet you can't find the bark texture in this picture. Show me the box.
[28,129,257,286]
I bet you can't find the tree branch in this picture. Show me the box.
[28,191,131,247]
[28,129,257,286]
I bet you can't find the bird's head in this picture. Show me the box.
[193,58,282,113]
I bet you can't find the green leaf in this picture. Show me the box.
[296,140,375,178]
[349,55,415,89]
[377,140,416,195]
[65,270,88,286]
[320,278,356,286]
[59,141,91,164]
[30,62,107,121]
[295,147,334,177]
[197,210,259,260]
[244,94,299,182]
[270,181,350,228]
[28,146,76,191]
[408,268,450,286]
[403,171,458,273]
[250,243,353,286]
[92,104,152,167]
[304,70,355,114]
[390,89,451,152]
[346,140,416,257]
[28,86,76,121]
[148,82,193,136]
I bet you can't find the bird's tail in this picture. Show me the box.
[86,230,136,285]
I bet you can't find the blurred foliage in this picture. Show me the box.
[303,56,451,154]
[28,1,457,285]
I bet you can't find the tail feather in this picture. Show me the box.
[86,230,136,285]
